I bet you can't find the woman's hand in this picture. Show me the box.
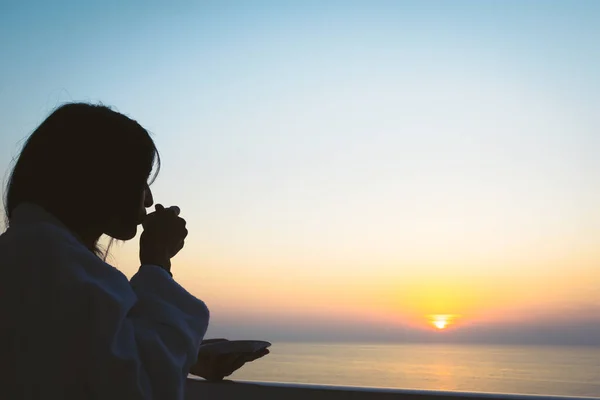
[190,339,270,382]
[139,204,188,271]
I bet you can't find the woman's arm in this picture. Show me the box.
[62,260,209,400]
[22,224,209,400]
[84,205,208,399]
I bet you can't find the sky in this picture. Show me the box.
[0,0,599,345]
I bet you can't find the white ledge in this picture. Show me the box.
[185,378,600,400]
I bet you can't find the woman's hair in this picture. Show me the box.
[3,102,160,257]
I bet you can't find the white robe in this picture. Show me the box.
[0,203,209,399]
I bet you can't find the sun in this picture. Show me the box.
[433,320,447,329]
[428,314,457,330]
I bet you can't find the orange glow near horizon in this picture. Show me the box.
[106,238,600,335]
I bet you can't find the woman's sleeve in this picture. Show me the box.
[3,222,208,400]
[65,259,209,400]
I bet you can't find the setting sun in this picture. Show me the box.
[433,320,447,329]
[428,314,458,330]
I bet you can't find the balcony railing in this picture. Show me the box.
[185,378,600,400]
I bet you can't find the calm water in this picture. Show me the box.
[230,343,600,398]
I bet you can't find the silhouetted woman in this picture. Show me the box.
[0,103,209,399]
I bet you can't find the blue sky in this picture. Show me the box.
[1,1,599,343]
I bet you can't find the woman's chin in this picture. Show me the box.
[106,225,138,241]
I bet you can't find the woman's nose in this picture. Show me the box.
[144,187,154,208]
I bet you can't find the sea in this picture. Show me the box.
[229,343,600,398]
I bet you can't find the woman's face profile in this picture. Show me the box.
[140,184,154,222]
[104,184,154,241]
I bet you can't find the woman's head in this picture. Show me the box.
[4,102,160,250]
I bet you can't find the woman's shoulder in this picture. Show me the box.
[1,203,91,254]
[0,219,83,255]
[0,221,138,318]
[0,221,126,286]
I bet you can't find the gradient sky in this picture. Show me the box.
[1,0,599,345]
